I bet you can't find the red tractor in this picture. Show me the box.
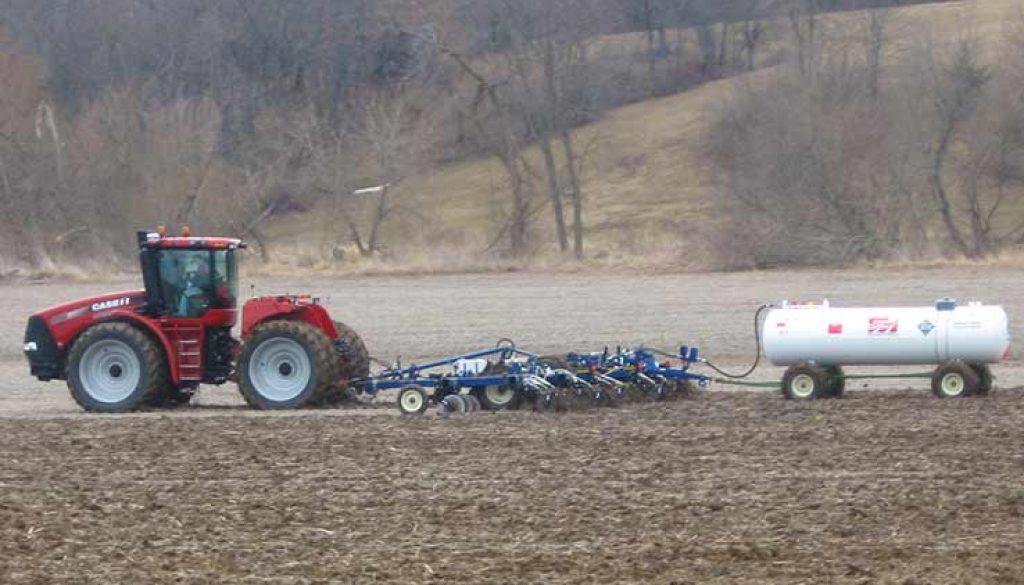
[23,228,369,412]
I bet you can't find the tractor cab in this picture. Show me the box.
[136,229,243,319]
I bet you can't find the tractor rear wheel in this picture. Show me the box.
[67,322,168,413]
[318,320,371,406]
[238,320,337,409]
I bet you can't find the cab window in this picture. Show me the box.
[157,250,234,317]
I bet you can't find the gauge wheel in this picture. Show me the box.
[398,386,429,415]
[475,384,520,411]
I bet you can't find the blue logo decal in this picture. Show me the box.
[918,320,935,336]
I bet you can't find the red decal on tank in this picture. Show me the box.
[828,323,843,335]
[868,317,899,334]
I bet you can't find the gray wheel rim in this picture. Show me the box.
[940,372,965,397]
[248,338,312,402]
[400,389,424,413]
[483,385,515,407]
[79,339,141,403]
[790,374,816,399]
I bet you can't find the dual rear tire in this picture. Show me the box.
[238,320,338,409]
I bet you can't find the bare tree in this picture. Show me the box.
[925,39,990,258]
[788,0,819,77]
[861,8,895,99]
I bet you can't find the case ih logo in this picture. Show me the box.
[91,297,132,312]
[868,317,899,334]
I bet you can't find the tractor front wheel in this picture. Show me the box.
[67,322,168,413]
[238,321,337,409]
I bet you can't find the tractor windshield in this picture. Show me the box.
[156,249,237,317]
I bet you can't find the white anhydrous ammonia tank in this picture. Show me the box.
[762,299,1010,366]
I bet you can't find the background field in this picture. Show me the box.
[3,267,1024,583]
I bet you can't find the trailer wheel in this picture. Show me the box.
[238,320,337,409]
[782,363,828,401]
[824,365,846,399]
[67,322,168,413]
[398,386,428,415]
[931,361,980,398]
[970,364,993,395]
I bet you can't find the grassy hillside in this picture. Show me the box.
[265,0,1022,273]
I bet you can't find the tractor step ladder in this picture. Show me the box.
[163,323,204,382]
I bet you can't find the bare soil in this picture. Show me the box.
[2,267,1024,583]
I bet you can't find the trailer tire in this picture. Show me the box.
[782,363,828,401]
[824,365,846,399]
[238,320,337,409]
[67,322,168,413]
[932,360,979,398]
[970,364,993,395]
[398,386,429,415]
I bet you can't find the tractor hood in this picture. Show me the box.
[32,290,147,328]
[25,290,147,381]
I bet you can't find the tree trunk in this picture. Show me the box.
[249,227,271,262]
[559,129,584,260]
[717,22,730,72]
[539,136,569,252]
[929,122,972,257]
